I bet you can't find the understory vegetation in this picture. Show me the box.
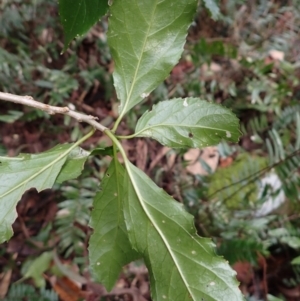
[1,0,300,300]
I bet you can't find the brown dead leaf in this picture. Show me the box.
[184,149,201,175]
[136,139,148,171]
[265,49,285,65]
[49,276,87,301]
[233,261,254,296]
[171,60,194,83]
[166,151,176,170]
[219,156,233,168]
[0,269,12,298]
[148,146,171,172]
[279,284,300,300]
[201,62,222,73]
[269,49,285,61]
[184,147,219,176]
[233,261,253,285]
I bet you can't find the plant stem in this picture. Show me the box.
[104,129,127,161]
[111,115,123,133]
[116,134,137,139]
[116,134,136,139]
[0,92,108,132]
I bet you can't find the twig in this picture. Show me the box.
[0,92,108,132]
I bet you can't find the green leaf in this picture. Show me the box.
[0,144,89,244]
[108,0,197,119]
[135,98,240,148]
[203,0,220,20]
[281,236,300,249]
[53,252,87,284]
[0,110,23,123]
[59,0,108,50]
[123,161,244,301]
[55,146,90,183]
[90,146,114,157]
[291,256,300,265]
[89,159,139,291]
[266,294,285,301]
[20,252,53,288]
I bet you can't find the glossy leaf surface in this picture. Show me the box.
[0,144,89,243]
[89,159,139,291]
[108,0,197,118]
[123,161,244,301]
[135,98,240,148]
[59,0,108,49]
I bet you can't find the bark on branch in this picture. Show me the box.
[0,92,108,132]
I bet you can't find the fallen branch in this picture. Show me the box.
[0,92,108,132]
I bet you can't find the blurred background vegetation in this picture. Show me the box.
[1,0,300,300]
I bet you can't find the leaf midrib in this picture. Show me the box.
[118,0,158,118]
[125,160,195,300]
[126,164,239,300]
[113,159,125,254]
[135,123,232,137]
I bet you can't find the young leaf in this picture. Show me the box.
[123,161,244,301]
[0,144,89,244]
[59,0,108,50]
[89,159,139,291]
[108,0,197,120]
[134,98,240,148]
[203,0,220,20]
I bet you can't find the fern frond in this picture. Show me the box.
[274,104,300,130]
[3,284,58,301]
[208,153,267,208]
[267,129,285,164]
[218,239,267,265]
[55,177,99,257]
[247,114,269,134]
